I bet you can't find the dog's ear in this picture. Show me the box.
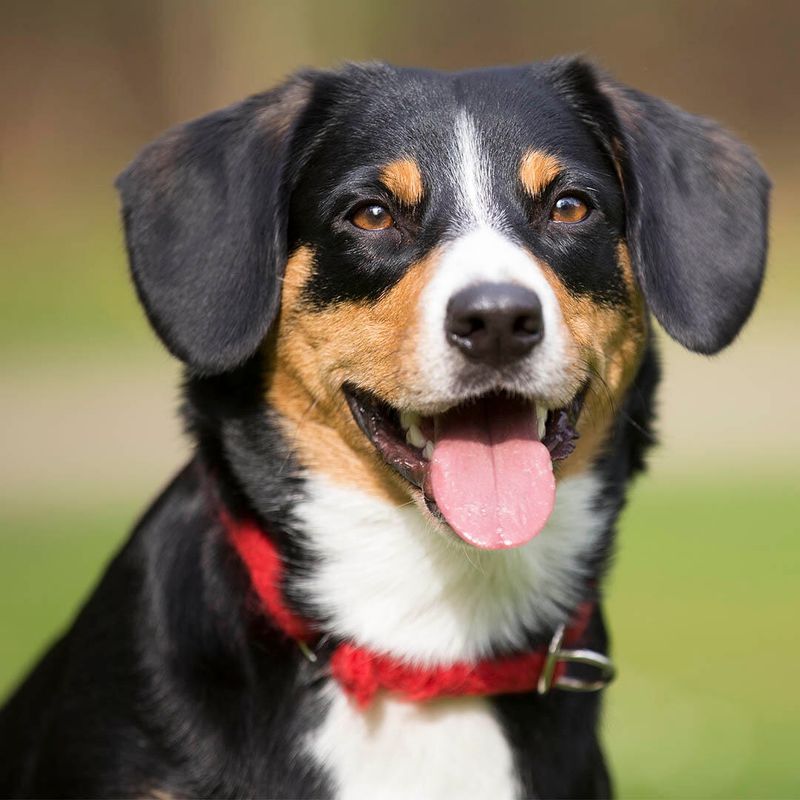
[116,74,317,374]
[552,58,770,354]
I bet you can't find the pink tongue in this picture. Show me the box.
[429,395,555,550]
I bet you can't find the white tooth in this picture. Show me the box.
[406,424,426,449]
[536,404,547,440]
[423,441,434,460]
[400,410,421,432]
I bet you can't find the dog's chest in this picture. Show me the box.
[307,683,518,800]
[292,472,607,798]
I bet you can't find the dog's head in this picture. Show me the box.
[118,59,768,550]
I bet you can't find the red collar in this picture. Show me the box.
[224,511,612,708]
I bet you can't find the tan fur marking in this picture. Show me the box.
[616,240,638,295]
[539,246,647,478]
[518,150,562,197]
[266,247,437,502]
[380,158,425,206]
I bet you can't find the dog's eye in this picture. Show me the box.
[550,196,590,224]
[350,204,394,231]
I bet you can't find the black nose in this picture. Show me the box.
[445,283,544,366]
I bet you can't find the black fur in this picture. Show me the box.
[1,58,767,798]
[117,75,319,375]
[553,58,770,353]
[0,461,333,798]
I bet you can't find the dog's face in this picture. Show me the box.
[270,68,645,548]
[118,60,769,549]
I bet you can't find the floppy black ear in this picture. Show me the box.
[116,75,316,374]
[553,59,770,354]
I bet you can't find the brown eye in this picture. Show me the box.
[351,204,394,231]
[550,195,590,224]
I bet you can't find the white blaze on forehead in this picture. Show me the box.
[399,111,577,409]
[451,110,503,231]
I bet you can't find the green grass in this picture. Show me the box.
[0,202,152,356]
[0,501,141,693]
[606,478,799,798]
[1,477,797,797]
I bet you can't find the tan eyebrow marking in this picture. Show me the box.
[518,149,562,197]
[380,158,425,206]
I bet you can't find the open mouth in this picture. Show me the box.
[344,384,587,550]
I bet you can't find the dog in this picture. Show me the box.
[0,57,768,799]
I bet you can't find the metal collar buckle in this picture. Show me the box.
[537,624,616,695]
[297,640,318,663]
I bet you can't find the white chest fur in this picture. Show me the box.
[295,472,608,665]
[296,471,607,797]
[308,684,518,800]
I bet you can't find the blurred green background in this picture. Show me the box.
[1,1,798,796]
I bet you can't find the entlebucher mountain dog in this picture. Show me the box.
[0,58,769,799]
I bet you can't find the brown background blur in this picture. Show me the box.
[1,2,798,797]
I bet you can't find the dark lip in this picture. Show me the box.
[344,386,428,489]
[343,383,589,497]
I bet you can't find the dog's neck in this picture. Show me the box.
[290,471,610,665]
[186,350,659,667]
